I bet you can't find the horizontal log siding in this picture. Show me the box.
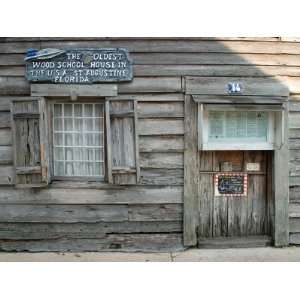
[289,99,300,244]
[0,38,299,250]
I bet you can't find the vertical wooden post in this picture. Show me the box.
[105,100,113,184]
[274,102,289,246]
[133,100,140,182]
[184,95,200,246]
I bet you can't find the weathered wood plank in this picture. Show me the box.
[14,46,299,67]
[0,204,128,223]
[289,112,300,128]
[31,84,118,97]
[0,128,11,145]
[183,95,199,246]
[289,161,300,176]
[0,67,25,76]
[290,233,300,244]
[247,175,268,235]
[193,95,287,105]
[140,152,183,169]
[38,40,300,54]
[289,129,300,139]
[274,103,289,246]
[0,233,184,252]
[289,203,300,217]
[227,195,248,236]
[0,112,10,128]
[134,93,184,102]
[0,42,41,53]
[134,65,300,77]
[289,101,300,112]
[139,136,184,152]
[130,53,300,66]
[289,186,300,201]
[118,77,182,93]
[212,195,228,237]
[198,235,272,249]
[0,97,11,111]
[0,146,12,164]
[0,186,183,204]
[289,218,300,232]
[198,174,213,238]
[186,76,289,96]
[289,150,300,162]
[3,39,300,54]
[0,221,183,239]
[138,118,184,135]
[282,77,300,94]
[289,176,300,187]
[0,54,25,66]
[0,79,184,100]
[0,77,29,95]
[140,168,183,185]
[0,165,13,185]
[138,101,183,118]
[129,204,182,221]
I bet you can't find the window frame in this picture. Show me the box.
[47,98,107,182]
[198,103,284,151]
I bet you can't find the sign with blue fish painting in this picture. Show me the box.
[25,48,133,84]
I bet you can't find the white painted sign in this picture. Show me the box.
[246,163,260,172]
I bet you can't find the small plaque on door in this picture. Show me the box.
[246,163,260,172]
[214,173,248,196]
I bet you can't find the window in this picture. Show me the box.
[198,104,283,151]
[11,97,140,187]
[52,102,105,179]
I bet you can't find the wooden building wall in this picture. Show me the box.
[0,37,299,251]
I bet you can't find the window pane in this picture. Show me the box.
[54,161,64,176]
[74,133,83,146]
[54,104,62,117]
[95,118,102,131]
[65,133,73,146]
[54,133,63,145]
[53,102,105,178]
[84,104,93,117]
[64,118,73,131]
[54,147,64,160]
[85,133,94,146]
[54,118,62,131]
[75,118,83,131]
[95,150,104,161]
[64,104,72,117]
[95,104,104,117]
[74,104,82,117]
[84,119,93,131]
[65,162,74,176]
[65,148,73,160]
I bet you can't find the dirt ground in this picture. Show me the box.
[0,246,300,262]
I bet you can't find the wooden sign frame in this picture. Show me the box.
[214,173,248,197]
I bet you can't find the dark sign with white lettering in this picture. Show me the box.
[214,173,247,196]
[25,48,133,84]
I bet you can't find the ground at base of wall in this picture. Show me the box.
[0,246,300,262]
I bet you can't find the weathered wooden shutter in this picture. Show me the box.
[11,98,50,187]
[105,99,140,185]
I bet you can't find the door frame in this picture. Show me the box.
[183,94,289,247]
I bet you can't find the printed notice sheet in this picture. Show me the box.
[209,111,268,141]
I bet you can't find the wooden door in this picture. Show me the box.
[197,150,272,240]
